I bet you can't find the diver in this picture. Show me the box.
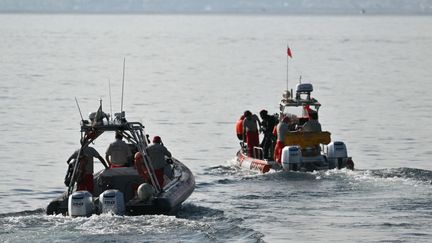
[66,146,108,193]
[259,109,278,160]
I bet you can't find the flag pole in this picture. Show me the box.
[286,45,289,92]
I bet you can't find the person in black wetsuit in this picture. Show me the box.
[259,109,278,160]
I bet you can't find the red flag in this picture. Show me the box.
[287,46,293,58]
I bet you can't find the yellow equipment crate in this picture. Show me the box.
[284,131,331,148]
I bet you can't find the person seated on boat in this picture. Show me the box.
[66,146,108,193]
[147,136,172,187]
[105,132,132,168]
[274,116,291,164]
[301,112,322,132]
[235,115,245,141]
[242,110,261,157]
[259,109,278,160]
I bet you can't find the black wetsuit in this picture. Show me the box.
[260,114,278,160]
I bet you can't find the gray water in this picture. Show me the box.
[0,14,432,242]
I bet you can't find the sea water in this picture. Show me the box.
[0,14,431,242]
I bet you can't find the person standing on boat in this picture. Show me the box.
[66,146,108,193]
[105,132,132,168]
[259,109,278,160]
[274,116,291,163]
[243,110,261,157]
[147,136,172,187]
[301,112,322,132]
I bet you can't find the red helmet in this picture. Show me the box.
[153,136,162,143]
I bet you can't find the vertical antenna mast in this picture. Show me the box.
[108,79,113,122]
[120,57,126,115]
[74,97,84,121]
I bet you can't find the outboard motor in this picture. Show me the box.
[281,146,302,171]
[68,191,94,217]
[99,189,125,215]
[327,141,348,169]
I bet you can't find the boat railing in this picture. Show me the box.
[127,125,162,193]
[253,146,264,160]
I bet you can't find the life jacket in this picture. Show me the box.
[134,152,150,182]
[236,118,244,136]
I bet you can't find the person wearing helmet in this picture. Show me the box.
[105,132,132,168]
[242,110,261,157]
[146,136,172,187]
[66,146,108,193]
[273,116,291,163]
[259,109,278,160]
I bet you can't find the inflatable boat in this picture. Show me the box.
[236,83,354,173]
[47,102,195,216]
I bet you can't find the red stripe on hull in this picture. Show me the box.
[236,150,271,173]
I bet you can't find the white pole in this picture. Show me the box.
[286,48,289,92]
[108,79,113,122]
[120,58,126,115]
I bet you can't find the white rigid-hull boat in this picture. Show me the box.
[47,103,195,216]
[236,83,354,173]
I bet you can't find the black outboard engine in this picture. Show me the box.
[327,141,348,169]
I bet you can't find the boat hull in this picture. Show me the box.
[46,159,195,216]
[236,149,353,173]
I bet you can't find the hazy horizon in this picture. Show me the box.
[0,0,431,15]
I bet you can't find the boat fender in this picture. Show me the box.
[137,183,155,202]
[68,191,94,217]
[99,189,125,215]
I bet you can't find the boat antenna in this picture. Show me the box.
[286,44,293,92]
[74,97,84,121]
[299,75,302,84]
[108,79,113,122]
[120,57,126,116]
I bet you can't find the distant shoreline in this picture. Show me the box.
[0,10,430,16]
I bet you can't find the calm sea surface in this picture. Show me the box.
[0,14,431,242]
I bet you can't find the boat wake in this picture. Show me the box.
[205,160,432,187]
[0,202,263,242]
